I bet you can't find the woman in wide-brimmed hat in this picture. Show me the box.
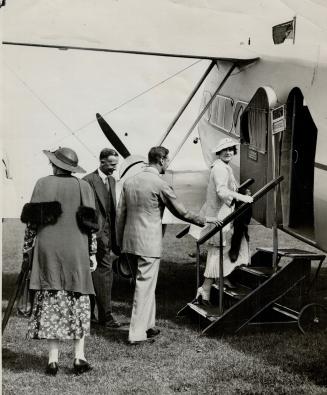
[196,138,253,304]
[21,147,98,375]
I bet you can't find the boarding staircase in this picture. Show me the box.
[177,177,326,334]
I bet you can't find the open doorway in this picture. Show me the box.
[286,88,317,240]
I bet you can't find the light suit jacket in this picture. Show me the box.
[116,166,205,258]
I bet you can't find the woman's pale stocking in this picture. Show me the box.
[202,278,214,294]
[74,336,85,361]
[48,340,59,363]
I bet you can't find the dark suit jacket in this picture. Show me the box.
[83,170,117,252]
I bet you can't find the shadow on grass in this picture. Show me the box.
[224,330,327,387]
[2,272,20,302]
[2,347,47,374]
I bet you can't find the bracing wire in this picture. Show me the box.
[5,58,203,156]
[4,62,98,158]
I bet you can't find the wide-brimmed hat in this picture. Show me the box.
[43,147,86,173]
[119,154,146,179]
[113,254,135,280]
[212,138,240,154]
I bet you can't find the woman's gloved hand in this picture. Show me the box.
[90,255,97,272]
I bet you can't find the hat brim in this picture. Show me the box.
[211,141,240,154]
[43,150,86,173]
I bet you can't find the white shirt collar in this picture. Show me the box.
[98,167,107,183]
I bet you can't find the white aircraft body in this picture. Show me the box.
[2,0,327,253]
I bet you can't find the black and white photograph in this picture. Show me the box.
[1,1,327,393]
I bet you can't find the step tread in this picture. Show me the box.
[238,266,275,277]
[211,283,252,299]
[187,303,221,320]
[257,247,325,259]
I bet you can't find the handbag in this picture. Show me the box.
[75,178,99,234]
[16,270,34,317]
[16,250,34,317]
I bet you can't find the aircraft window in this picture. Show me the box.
[248,108,267,153]
[209,95,234,134]
[233,101,248,137]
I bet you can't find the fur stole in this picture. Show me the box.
[228,201,252,263]
[21,202,62,226]
[76,206,99,233]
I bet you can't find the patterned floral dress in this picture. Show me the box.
[24,220,97,340]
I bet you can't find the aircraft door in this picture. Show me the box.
[240,87,277,227]
[283,88,317,240]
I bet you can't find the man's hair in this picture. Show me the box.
[99,148,118,160]
[148,146,169,164]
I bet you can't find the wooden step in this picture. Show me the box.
[186,303,221,322]
[230,265,276,289]
[211,283,252,301]
[256,247,325,260]
[202,257,311,335]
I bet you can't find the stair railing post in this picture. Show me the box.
[270,110,279,272]
[219,230,224,315]
[196,242,201,292]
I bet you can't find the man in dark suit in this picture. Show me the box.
[83,148,121,328]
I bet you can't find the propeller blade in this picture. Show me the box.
[96,113,130,158]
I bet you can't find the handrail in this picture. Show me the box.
[197,175,284,245]
[175,178,255,239]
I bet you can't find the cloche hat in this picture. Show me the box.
[212,138,240,154]
[43,147,86,173]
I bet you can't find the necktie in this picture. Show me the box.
[104,177,109,192]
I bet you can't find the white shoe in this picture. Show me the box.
[195,287,210,305]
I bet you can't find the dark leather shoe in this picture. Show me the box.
[45,362,58,376]
[99,315,121,328]
[146,328,160,338]
[73,359,93,375]
[128,338,155,345]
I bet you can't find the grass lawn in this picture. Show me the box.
[2,219,327,394]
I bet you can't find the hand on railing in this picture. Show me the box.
[197,176,284,245]
[205,217,223,227]
[239,194,253,204]
[233,190,253,204]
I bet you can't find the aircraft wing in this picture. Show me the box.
[2,0,287,61]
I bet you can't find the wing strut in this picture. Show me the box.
[168,59,257,167]
[157,60,216,146]
[168,61,235,166]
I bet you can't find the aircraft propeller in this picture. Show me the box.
[96,112,146,179]
[96,113,130,158]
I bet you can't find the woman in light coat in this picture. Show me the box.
[196,138,253,304]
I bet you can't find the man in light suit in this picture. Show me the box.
[117,146,219,344]
[84,148,121,328]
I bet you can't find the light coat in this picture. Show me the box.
[117,166,205,258]
[29,175,96,294]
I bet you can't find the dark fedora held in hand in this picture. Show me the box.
[43,147,86,173]
[113,254,135,281]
